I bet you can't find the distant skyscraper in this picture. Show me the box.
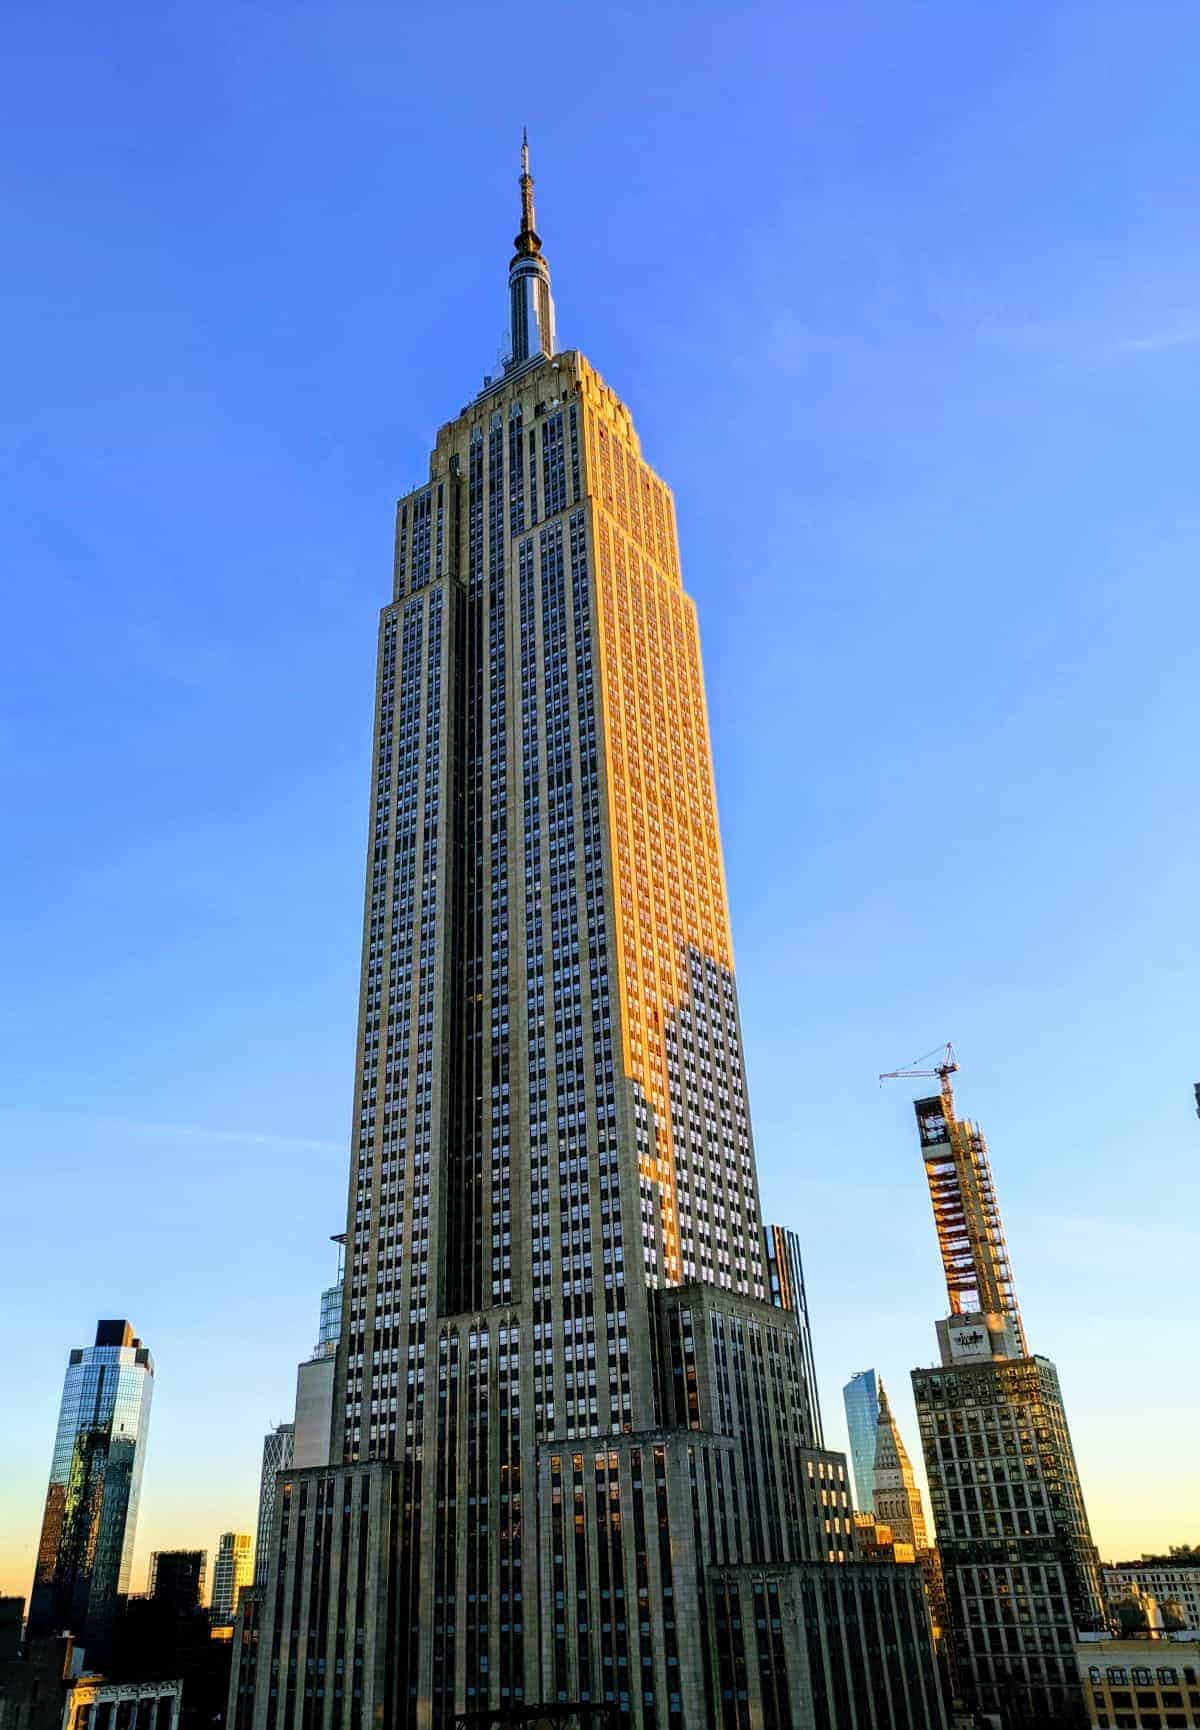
[843,1368,881,1513]
[148,1550,206,1616]
[908,1072,1105,1723]
[293,1242,343,1470]
[245,1251,344,1599]
[252,1423,293,1590]
[27,1320,154,1664]
[872,1382,929,1552]
[210,1534,252,1624]
[239,144,932,1730]
[313,1241,344,1360]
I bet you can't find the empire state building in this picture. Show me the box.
[238,145,942,1730]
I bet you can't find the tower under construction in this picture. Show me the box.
[905,1064,1104,1724]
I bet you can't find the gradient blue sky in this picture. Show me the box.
[3,0,1198,1597]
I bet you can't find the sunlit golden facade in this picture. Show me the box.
[583,363,760,1291]
[244,152,874,1730]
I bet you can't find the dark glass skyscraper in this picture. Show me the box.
[28,1321,154,1664]
[246,148,942,1730]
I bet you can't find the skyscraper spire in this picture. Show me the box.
[517,127,539,252]
[508,129,556,366]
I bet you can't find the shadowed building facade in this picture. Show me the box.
[0,1599,23,1664]
[908,1076,1105,1724]
[244,147,940,1730]
[27,1321,154,1667]
[147,1552,206,1618]
[0,1636,182,1730]
[763,1223,825,1451]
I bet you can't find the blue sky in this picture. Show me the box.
[3,0,1198,1596]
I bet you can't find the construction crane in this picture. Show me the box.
[878,1041,958,1113]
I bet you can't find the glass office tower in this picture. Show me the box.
[28,1320,154,1664]
[843,1368,881,1514]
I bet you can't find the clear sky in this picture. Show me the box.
[2,0,1198,1599]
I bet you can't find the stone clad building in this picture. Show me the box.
[240,144,943,1730]
[872,1382,929,1554]
[1103,1558,1200,1633]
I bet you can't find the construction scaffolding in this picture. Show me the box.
[881,1046,1026,1352]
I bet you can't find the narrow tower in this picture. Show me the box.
[908,1074,1104,1724]
[914,1065,1026,1360]
[763,1222,825,1447]
[251,1423,293,1590]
